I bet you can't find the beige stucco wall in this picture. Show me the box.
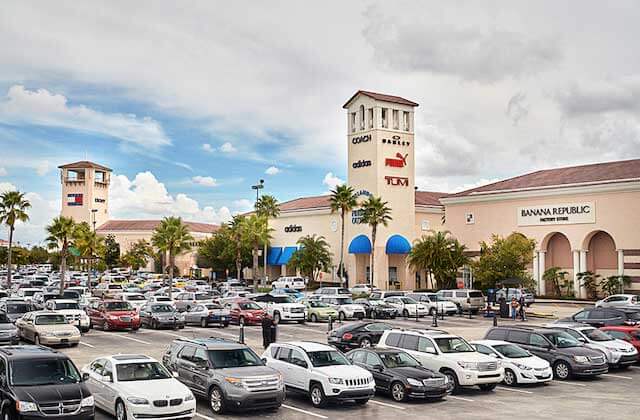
[60,168,109,228]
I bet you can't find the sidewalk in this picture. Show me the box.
[535,298,595,305]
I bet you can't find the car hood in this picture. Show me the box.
[208,309,231,315]
[338,304,364,311]
[216,365,279,378]
[591,339,637,353]
[273,303,305,309]
[314,365,370,379]
[439,352,496,363]
[6,313,25,322]
[105,311,137,316]
[388,366,442,379]
[504,356,549,369]
[116,378,190,399]
[55,309,85,316]
[13,383,90,403]
[0,322,17,331]
[33,324,80,334]
[556,346,604,357]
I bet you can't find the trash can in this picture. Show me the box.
[499,297,509,318]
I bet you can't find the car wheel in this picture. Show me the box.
[503,368,517,386]
[309,383,327,408]
[2,407,15,420]
[311,313,318,323]
[371,310,377,319]
[209,386,225,414]
[338,312,345,321]
[152,319,159,329]
[103,321,110,331]
[360,337,372,348]
[223,322,229,328]
[115,399,127,420]
[478,383,496,391]
[201,318,208,328]
[442,369,459,394]
[554,361,571,380]
[402,309,409,318]
[390,381,406,402]
[34,334,40,345]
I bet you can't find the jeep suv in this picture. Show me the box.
[484,326,609,380]
[262,341,375,408]
[377,329,503,393]
[253,293,306,324]
[0,345,94,419]
[162,337,285,414]
[436,289,485,314]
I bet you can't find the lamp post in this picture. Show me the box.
[89,209,98,295]
[252,179,264,202]
[251,179,265,286]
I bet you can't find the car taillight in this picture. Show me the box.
[342,333,353,340]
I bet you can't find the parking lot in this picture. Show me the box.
[57,303,640,420]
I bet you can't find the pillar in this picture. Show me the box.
[618,250,625,276]
[579,250,588,300]
[572,250,580,298]
[533,252,539,295]
[538,251,546,296]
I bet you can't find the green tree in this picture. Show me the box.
[197,226,251,276]
[542,267,569,297]
[74,222,105,292]
[151,217,194,299]
[10,247,29,266]
[287,234,332,285]
[361,196,392,287]
[0,247,6,265]
[255,194,280,285]
[241,214,273,290]
[0,190,31,289]
[228,215,246,280]
[408,230,469,290]
[601,275,632,296]
[472,233,536,290]
[577,271,601,300]
[329,185,357,287]
[27,246,49,264]
[103,234,120,268]
[45,216,77,295]
[120,239,154,272]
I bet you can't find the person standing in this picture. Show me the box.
[262,314,272,349]
[510,297,518,320]
[518,294,527,321]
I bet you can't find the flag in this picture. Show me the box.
[67,193,83,206]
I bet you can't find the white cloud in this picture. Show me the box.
[35,160,50,176]
[202,143,214,153]
[322,172,344,190]
[0,183,59,246]
[0,168,7,176]
[0,85,170,149]
[220,142,237,153]
[191,175,218,187]
[265,166,280,175]
[0,182,16,193]
[232,199,254,213]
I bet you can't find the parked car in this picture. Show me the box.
[253,294,306,324]
[384,296,428,317]
[349,284,379,295]
[0,345,94,419]
[86,300,141,331]
[16,288,43,302]
[226,300,267,325]
[174,291,212,312]
[263,341,375,408]
[313,287,351,297]
[32,291,61,310]
[369,290,405,300]
[470,340,552,386]
[93,282,124,298]
[44,299,91,332]
[406,292,458,315]
[271,276,306,290]
[184,302,230,327]
[545,322,638,368]
[327,321,393,350]
[83,354,195,420]
[139,303,185,329]
[304,300,338,322]
[559,307,640,327]
[147,295,174,305]
[377,329,504,392]
[318,296,366,321]
[0,312,19,345]
[115,292,148,310]
[271,288,305,302]
[346,347,450,401]
[16,311,81,346]
[484,326,608,380]
[436,289,485,314]
[0,301,32,323]
[354,298,398,319]
[163,337,285,414]
[595,294,640,308]
[601,326,640,353]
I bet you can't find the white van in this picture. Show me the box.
[271,276,306,290]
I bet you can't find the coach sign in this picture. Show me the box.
[517,202,595,226]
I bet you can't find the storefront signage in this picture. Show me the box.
[352,159,372,168]
[517,202,595,226]
[382,135,410,147]
[355,189,371,197]
[385,176,409,186]
[284,224,303,233]
[352,209,365,224]
[385,153,408,168]
[66,193,83,206]
[352,134,371,144]
[94,198,105,203]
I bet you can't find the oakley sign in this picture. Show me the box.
[385,176,409,186]
[352,134,371,144]
[385,153,408,168]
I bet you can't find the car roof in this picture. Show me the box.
[105,354,155,364]
[387,328,451,337]
[546,322,594,330]
[51,299,78,304]
[283,341,334,352]
[29,310,64,316]
[470,339,510,347]
[0,345,67,360]
[176,337,247,350]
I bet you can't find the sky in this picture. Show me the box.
[1,0,639,245]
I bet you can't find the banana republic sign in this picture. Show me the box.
[517,202,595,226]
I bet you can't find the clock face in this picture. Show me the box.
[330,220,338,232]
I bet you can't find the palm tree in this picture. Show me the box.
[255,195,280,285]
[242,214,273,290]
[74,222,105,294]
[408,230,469,290]
[0,191,31,290]
[361,196,392,288]
[151,217,194,300]
[227,215,246,280]
[45,216,77,295]
[288,234,332,286]
[329,185,357,287]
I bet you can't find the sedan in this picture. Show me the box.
[596,294,640,308]
[327,321,392,350]
[87,300,141,331]
[226,300,266,325]
[0,312,20,344]
[139,303,185,329]
[184,303,230,327]
[601,326,640,353]
[560,307,640,327]
[16,311,80,346]
[354,298,397,319]
[384,296,428,317]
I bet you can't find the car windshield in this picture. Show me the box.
[400,297,418,304]
[61,291,80,299]
[125,295,145,301]
[195,293,210,300]
[271,296,295,304]
[105,301,133,311]
[22,290,38,296]
[380,351,420,368]
[35,314,67,325]
[307,350,350,367]
[155,297,171,302]
[55,302,79,310]
[151,304,174,313]
[11,358,81,386]
[335,298,354,305]
[5,304,29,314]
[204,304,222,310]
[108,285,122,289]
[209,348,262,368]
[427,294,445,302]
[582,328,613,342]
[434,337,475,353]
[543,331,580,348]
[493,344,531,358]
[309,301,329,308]
[116,362,171,381]
[239,302,261,310]
[469,291,484,298]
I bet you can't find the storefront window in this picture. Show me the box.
[389,267,399,289]
[462,266,473,289]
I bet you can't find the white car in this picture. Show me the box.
[271,276,306,290]
[406,292,459,316]
[262,341,375,407]
[377,329,504,392]
[547,323,639,368]
[470,340,552,386]
[83,354,196,420]
[349,284,378,295]
[148,295,174,305]
[254,294,306,323]
[595,294,640,308]
[16,287,43,302]
[318,296,366,321]
[44,299,91,332]
[384,296,429,317]
[117,292,148,311]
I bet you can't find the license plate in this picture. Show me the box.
[61,339,68,343]
[220,317,226,321]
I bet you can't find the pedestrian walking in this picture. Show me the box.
[510,297,518,320]
[262,314,272,349]
[518,294,527,321]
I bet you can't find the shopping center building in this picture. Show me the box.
[266,90,640,297]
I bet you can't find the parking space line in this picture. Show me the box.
[79,341,95,348]
[602,373,633,380]
[496,386,533,394]
[551,381,586,387]
[369,399,405,410]
[146,330,189,339]
[448,395,475,402]
[91,331,151,345]
[282,404,328,419]
[195,413,216,420]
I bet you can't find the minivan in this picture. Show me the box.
[437,289,484,314]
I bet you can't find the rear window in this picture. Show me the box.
[507,330,529,344]
[385,332,402,347]
[455,291,467,298]
[485,328,507,341]
[469,291,483,298]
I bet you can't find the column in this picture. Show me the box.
[618,250,625,276]
[533,252,539,295]
[572,250,580,298]
[579,250,588,299]
[538,251,546,296]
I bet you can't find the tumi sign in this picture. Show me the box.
[517,202,595,226]
[385,176,409,186]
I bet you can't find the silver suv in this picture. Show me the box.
[437,289,485,314]
[162,337,285,414]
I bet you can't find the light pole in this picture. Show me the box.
[252,179,264,202]
[252,179,265,286]
[89,209,98,295]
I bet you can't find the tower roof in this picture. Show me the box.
[343,90,419,109]
[58,161,112,172]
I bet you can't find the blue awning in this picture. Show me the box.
[348,234,371,254]
[267,247,283,265]
[276,246,298,265]
[386,234,411,254]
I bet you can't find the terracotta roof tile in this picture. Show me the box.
[343,90,419,109]
[97,219,218,233]
[279,191,446,212]
[58,161,112,172]
[415,191,449,206]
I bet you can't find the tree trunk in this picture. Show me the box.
[263,242,267,287]
[59,249,67,296]
[169,251,175,301]
[339,209,345,287]
[252,245,259,291]
[370,224,377,288]
[6,227,13,291]
[235,245,241,281]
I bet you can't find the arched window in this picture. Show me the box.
[359,105,365,130]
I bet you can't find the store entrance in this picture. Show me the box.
[388,267,399,289]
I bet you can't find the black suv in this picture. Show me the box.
[485,326,608,380]
[559,307,640,327]
[327,322,393,350]
[0,345,94,419]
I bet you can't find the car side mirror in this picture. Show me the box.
[101,374,113,383]
[578,337,587,343]
[261,357,267,364]
[82,372,90,382]
[372,364,384,372]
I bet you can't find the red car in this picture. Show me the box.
[228,299,267,325]
[600,326,640,353]
[87,299,141,331]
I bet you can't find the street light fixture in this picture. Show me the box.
[251,179,265,289]
[251,179,265,202]
[89,209,98,294]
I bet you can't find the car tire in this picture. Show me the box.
[209,386,225,414]
[152,319,159,329]
[360,337,372,348]
[34,334,40,345]
[115,399,127,420]
[273,312,281,324]
[402,309,409,318]
[478,383,497,391]
[201,318,208,328]
[311,313,318,323]
[309,383,327,408]
[223,322,229,328]
[371,311,377,319]
[441,369,459,394]
[503,368,517,386]
[297,319,305,324]
[103,321,110,331]
[390,381,406,402]
[2,406,15,420]
[553,361,572,380]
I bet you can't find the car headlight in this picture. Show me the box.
[16,400,38,412]
[126,397,149,405]
[184,393,194,401]
[282,307,290,312]
[224,377,244,387]
[107,315,119,320]
[10,328,18,337]
[81,395,94,407]
[457,361,479,370]
[513,363,532,371]
[178,313,185,321]
[573,356,589,364]
[41,332,56,338]
[406,378,423,387]
[328,377,344,384]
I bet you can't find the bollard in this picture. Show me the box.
[493,313,498,327]
[440,305,445,320]
[328,315,333,332]
[416,307,419,322]
[469,308,472,319]
[432,310,438,328]
[239,322,245,344]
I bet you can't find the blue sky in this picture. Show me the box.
[2,1,640,244]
